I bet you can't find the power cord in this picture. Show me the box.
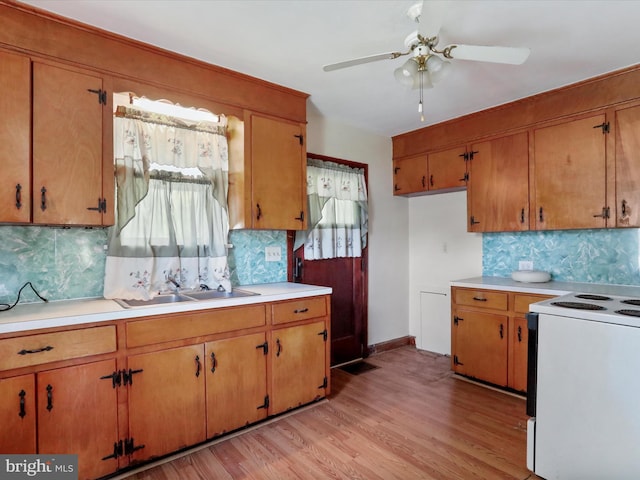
[0,282,48,312]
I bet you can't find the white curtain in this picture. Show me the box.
[298,158,368,260]
[104,106,231,300]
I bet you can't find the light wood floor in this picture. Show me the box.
[123,347,537,480]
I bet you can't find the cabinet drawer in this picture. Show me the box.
[514,294,553,314]
[271,296,327,325]
[126,304,266,347]
[0,326,116,371]
[454,289,508,311]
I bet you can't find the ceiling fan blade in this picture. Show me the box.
[323,52,403,72]
[411,0,449,37]
[446,44,531,65]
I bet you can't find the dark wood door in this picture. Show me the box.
[290,154,368,366]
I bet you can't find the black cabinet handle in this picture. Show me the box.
[46,384,53,411]
[499,324,504,339]
[622,200,628,216]
[256,203,262,220]
[15,184,22,209]
[421,176,426,188]
[19,390,26,418]
[521,208,525,224]
[210,351,217,373]
[430,174,434,187]
[40,187,47,211]
[276,338,282,357]
[294,307,309,314]
[517,326,522,343]
[472,297,487,302]
[195,355,201,378]
[539,207,544,222]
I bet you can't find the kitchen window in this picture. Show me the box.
[103,99,230,300]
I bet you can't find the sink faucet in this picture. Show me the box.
[167,275,181,292]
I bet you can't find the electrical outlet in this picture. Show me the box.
[265,246,282,262]
[519,260,534,271]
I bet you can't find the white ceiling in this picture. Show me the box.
[19,0,640,137]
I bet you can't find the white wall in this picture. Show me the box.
[408,191,482,353]
[306,110,409,346]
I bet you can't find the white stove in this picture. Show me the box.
[526,291,640,479]
[529,291,640,327]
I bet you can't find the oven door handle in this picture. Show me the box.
[526,312,539,417]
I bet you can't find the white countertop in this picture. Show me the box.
[451,276,640,297]
[0,283,332,335]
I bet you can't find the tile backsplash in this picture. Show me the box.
[0,226,287,306]
[483,228,640,285]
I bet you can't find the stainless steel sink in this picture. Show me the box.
[114,294,194,308]
[114,289,259,308]
[185,289,259,300]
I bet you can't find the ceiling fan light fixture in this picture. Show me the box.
[394,58,419,86]
[425,55,451,83]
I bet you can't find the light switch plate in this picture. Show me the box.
[265,246,282,262]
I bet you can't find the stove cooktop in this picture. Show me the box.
[531,292,640,327]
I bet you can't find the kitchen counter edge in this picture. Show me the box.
[450,276,640,297]
[0,283,332,335]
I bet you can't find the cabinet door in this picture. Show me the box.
[33,62,105,226]
[271,320,327,415]
[0,51,31,223]
[37,360,118,480]
[251,115,306,230]
[509,317,528,392]
[452,309,508,387]
[393,155,427,195]
[0,374,36,454]
[127,344,206,462]
[614,105,640,227]
[533,114,607,230]
[427,146,467,191]
[468,133,529,232]
[205,332,268,438]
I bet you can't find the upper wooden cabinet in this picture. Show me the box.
[392,146,467,196]
[428,146,468,191]
[0,51,31,223]
[467,132,530,232]
[251,114,307,230]
[0,56,114,227]
[614,104,640,227]
[230,114,307,230]
[533,114,608,230]
[33,62,113,226]
[393,155,427,195]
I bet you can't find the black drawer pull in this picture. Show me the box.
[18,345,53,355]
[472,297,487,302]
[294,307,309,314]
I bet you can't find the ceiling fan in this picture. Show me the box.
[322,1,531,121]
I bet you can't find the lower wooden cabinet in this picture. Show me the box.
[452,309,508,387]
[38,360,119,480]
[127,345,206,462]
[271,320,328,415]
[205,332,268,438]
[451,287,553,393]
[0,374,36,454]
[0,294,330,479]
